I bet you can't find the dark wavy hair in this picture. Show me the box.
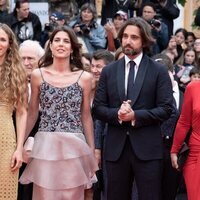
[118,17,155,53]
[38,26,83,71]
[13,0,29,16]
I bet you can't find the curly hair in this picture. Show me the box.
[0,23,27,108]
[39,26,83,71]
[118,17,155,53]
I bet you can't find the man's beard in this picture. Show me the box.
[122,46,142,56]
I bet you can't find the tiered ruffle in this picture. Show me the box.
[20,131,98,190]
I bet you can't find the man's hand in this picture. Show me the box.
[118,100,135,121]
[95,149,101,167]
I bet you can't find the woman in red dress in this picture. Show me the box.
[171,81,200,200]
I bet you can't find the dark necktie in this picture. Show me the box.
[127,61,135,100]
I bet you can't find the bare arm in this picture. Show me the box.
[11,95,28,171]
[25,69,41,140]
[80,72,95,150]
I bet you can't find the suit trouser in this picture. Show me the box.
[105,136,162,200]
[162,137,182,200]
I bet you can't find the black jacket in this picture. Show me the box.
[93,55,173,161]
[5,11,42,43]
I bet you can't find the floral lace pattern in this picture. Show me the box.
[38,81,83,133]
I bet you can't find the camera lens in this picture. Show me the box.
[150,19,161,28]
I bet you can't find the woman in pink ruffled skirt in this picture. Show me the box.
[20,26,98,200]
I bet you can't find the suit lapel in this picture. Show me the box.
[129,55,148,107]
[117,58,126,102]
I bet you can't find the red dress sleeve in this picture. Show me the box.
[171,83,193,153]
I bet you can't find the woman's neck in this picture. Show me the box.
[52,58,71,73]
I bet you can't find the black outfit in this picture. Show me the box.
[0,9,8,23]
[139,0,180,38]
[101,0,131,25]
[161,91,184,200]
[5,11,42,43]
[17,113,41,200]
[93,111,108,200]
[174,44,184,63]
[194,7,200,26]
[93,55,173,200]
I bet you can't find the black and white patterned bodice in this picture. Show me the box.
[38,81,83,133]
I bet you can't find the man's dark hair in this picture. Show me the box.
[93,49,114,65]
[189,67,200,77]
[118,17,155,53]
[13,0,29,16]
[82,52,92,63]
[141,2,156,12]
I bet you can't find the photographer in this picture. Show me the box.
[40,11,66,48]
[69,3,106,53]
[139,0,179,38]
[142,2,169,55]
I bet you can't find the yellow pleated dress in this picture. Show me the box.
[0,95,18,199]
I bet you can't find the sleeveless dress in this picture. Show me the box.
[20,70,98,200]
[0,93,18,199]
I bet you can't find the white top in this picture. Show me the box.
[124,52,143,96]
[173,80,180,109]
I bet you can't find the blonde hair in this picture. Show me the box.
[0,23,27,108]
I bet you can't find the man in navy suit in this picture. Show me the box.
[93,17,173,200]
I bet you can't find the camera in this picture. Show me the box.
[106,18,112,23]
[148,19,161,28]
[78,23,90,35]
[44,21,59,32]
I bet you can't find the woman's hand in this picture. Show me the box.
[170,153,179,170]
[104,22,118,38]
[11,149,23,172]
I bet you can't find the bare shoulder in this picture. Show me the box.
[30,68,43,86]
[80,70,93,81]
[78,71,92,89]
[31,68,41,78]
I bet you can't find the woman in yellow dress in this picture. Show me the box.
[0,23,27,199]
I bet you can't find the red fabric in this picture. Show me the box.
[107,31,116,52]
[171,81,200,200]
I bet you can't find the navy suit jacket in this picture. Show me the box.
[93,54,173,161]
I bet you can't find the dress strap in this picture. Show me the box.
[39,68,45,82]
[77,70,84,83]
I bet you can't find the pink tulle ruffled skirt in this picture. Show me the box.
[20,131,98,199]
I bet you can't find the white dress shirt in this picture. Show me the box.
[172,80,180,109]
[124,52,143,96]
